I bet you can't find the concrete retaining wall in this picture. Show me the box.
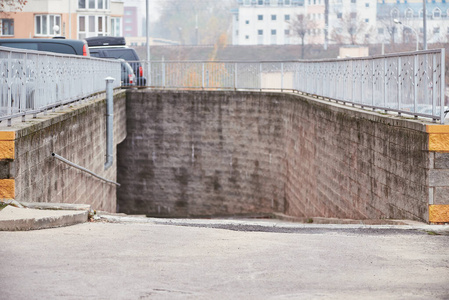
[118,90,449,222]
[0,91,126,212]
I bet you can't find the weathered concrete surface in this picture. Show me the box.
[118,90,440,222]
[0,90,126,212]
[0,205,88,231]
[0,221,448,299]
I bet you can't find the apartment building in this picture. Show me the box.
[232,0,449,45]
[377,0,449,44]
[0,0,124,40]
[232,0,310,45]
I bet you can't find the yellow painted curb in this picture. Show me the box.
[426,125,449,134]
[429,204,449,223]
[426,125,449,152]
[0,131,15,160]
[0,179,15,199]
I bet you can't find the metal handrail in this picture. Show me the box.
[140,48,446,123]
[52,153,120,186]
[0,46,121,125]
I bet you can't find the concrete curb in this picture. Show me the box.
[0,205,89,231]
[97,214,449,235]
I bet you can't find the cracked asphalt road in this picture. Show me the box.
[1,219,448,299]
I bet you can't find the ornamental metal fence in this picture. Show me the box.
[0,46,121,126]
[142,48,446,124]
[1,46,446,124]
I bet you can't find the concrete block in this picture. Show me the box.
[429,169,449,187]
[433,187,449,205]
[0,205,88,231]
[434,152,449,169]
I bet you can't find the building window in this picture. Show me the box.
[365,18,369,22]
[285,14,290,21]
[337,12,342,18]
[405,8,413,18]
[271,29,277,35]
[284,29,290,35]
[78,15,109,39]
[285,0,291,4]
[350,12,357,19]
[271,15,276,20]
[245,35,249,39]
[351,0,356,3]
[434,27,440,33]
[35,15,61,36]
[79,0,109,9]
[258,29,263,35]
[236,30,239,35]
[365,2,369,7]
[419,9,423,18]
[258,0,264,4]
[391,9,399,19]
[0,19,14,36]
[434,8,441,18]
[245,20,249,24]
[258,15,263,20]
[378,28,384,34]
[110,17,121,36]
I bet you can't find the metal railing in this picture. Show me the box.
[2,47,446,124]
[142,48,446,123]
[0,46,121,125]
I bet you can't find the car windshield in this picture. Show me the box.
[98,49,137,60]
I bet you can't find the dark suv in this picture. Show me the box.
[0,38,90,56]
[86,36,146,86]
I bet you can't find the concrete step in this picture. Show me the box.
[0,204,90,231]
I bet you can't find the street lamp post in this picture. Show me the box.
[394,19,419,51]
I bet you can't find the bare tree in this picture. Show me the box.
[331,12,372,45]
[0,0,27,15]
[377,17,398,45]
[290,14,317,59]
[154,0,234,45]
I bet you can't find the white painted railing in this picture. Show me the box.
[0,46,121,126]
[1,46,446,124]
[144,48,446,123]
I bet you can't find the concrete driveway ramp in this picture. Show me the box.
[0,205,88,231]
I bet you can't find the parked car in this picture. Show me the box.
[0,37,90,56]
[0,38,90,116]
[118,59,136,87]
[86,36,147,86]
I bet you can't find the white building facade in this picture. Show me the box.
[0,0,123,40]
[232,0,449,46]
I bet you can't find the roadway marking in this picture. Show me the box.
[0,179,15,199]
[429,204,449,224]
[0,131,15,160]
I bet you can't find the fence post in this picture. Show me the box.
[281,62,284,92]
[397,56,401,112]
[7,51,12,126]
[440,48,445,124]
[383,58,387,110]
[162,58,166,88]
[371,59,375,108]
[202,63,205,90]
[104,76,115,170]
[414,54,418,116]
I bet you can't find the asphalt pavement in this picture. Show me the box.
[1,212,448,299]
